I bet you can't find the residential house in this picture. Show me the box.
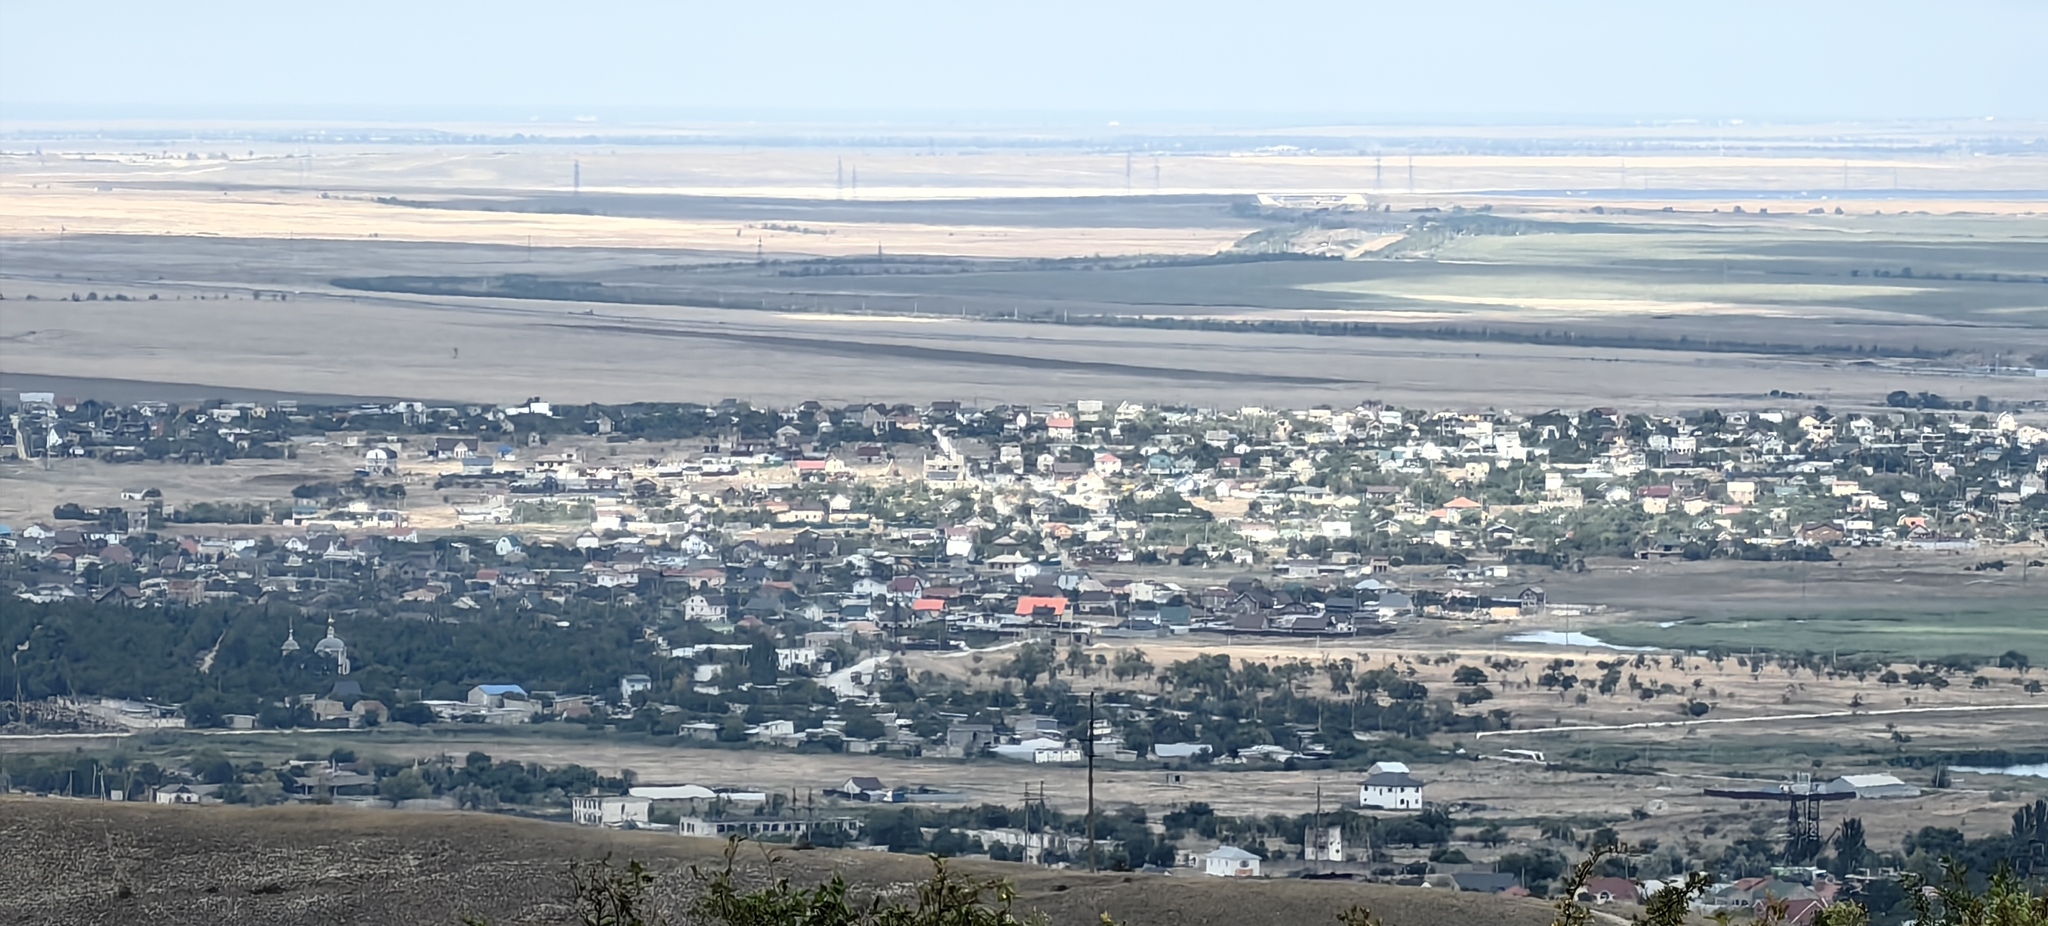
[1449,872,1521,894]
[153,784,204,805]
[571,795,653,828]
[1579,877,1641,905]
[1200,846,1262,878]
[1360,761,1424,810]
[834,776,895,802]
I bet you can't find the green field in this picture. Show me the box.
[1595,605,2048,662]
[334,210,2048,362]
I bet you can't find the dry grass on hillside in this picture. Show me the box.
[0,798,1563,926]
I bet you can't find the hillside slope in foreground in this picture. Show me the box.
[0,798,1564,926]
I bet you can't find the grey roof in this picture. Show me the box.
[1363,771,1425,789]
[1449,872,1520,893]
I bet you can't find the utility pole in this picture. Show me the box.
[1087,691,1098,872]
[1038,780,1047,863]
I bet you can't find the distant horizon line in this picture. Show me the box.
[1,104,2040,133]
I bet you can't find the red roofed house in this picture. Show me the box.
[1015,596,1069,619]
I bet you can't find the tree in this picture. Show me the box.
[842,713,886,741]
[1452,665,1489,686]
[181,690,227,728]
[1831,817,1868,876]
[1001,643,1054,687]
[1905,861,2048,926]
[866,809,925,853]
[1063,645,1091,679]
[1496,848,1566,888]
[1383,678,1428,701]
[389,702,436,725]
[1111,649,1154,682]
[378,768,430,802]
[1555,847,1723,926]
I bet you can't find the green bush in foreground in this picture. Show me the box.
[691,841,1036,926]
[469,842,2046,926]
[1550,845,2047,926]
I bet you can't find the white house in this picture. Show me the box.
[153,784,202,805]
[682,594,727,622]
[619,674,653,703]
[991,737,1082,763]
[571,795,653,828]
[775,647,821,672]
[1201,845,1263,877]
[1360,761,1424,810]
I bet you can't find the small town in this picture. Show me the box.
[3,392,2044,923]
[10,391,2043,607]
[7,7,2047,923]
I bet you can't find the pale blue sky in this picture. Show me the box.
[2,0,2041,122]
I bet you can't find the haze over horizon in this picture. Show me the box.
[3,0,2044,126]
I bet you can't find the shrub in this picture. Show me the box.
[688,839,1075,926]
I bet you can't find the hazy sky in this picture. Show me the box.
[3,0,2042,122]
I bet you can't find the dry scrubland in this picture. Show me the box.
[4,128,2048,410]
[0,798,1564,926]
[7,274,2046,411]
[0,183,1254,259]
[4,139,2046,253]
